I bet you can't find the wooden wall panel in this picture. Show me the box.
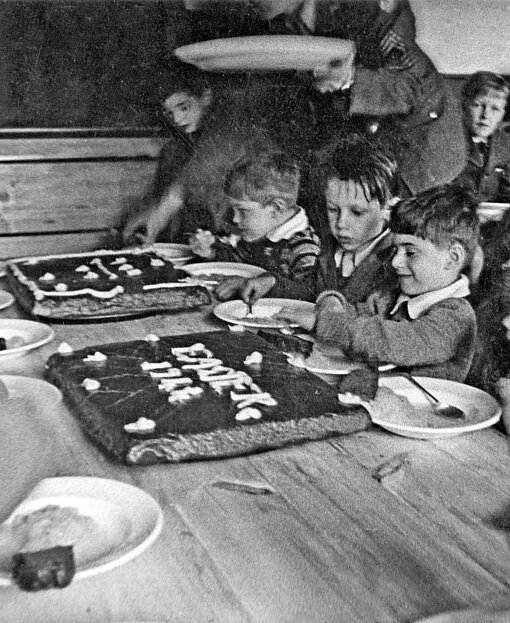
[0,231,116,260]
[0,160,158,234]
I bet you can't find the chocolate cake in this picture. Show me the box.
[7,249,210,319]
[12,546,75,591]
[45,331,371,464]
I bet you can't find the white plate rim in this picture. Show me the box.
[0,374,62,405]
[182,262,266,279]
[0,319,54,357]
[214,298,315,329]
[0,477,163,586]
[372,376,501,436]
[0,291,14,311]
[304,360,396,375]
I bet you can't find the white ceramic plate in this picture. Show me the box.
[214,298,315,329]
[0,319,54,358]
[414,607,510,623]
[182,262,266,282]
[478,202,510,223]
[0,263,6,278]
[0,375,62,407]
[175,35,355,72]
[0,477,163,586]
[373,376,501,439]
[304,348,396,375]
[0,291,14,311]
[149,243,194,266]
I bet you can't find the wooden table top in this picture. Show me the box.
[1,296,510,623]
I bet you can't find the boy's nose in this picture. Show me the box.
[391,249,404,269]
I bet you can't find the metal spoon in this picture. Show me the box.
[400,372,465,419]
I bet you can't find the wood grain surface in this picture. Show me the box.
[0,291,509,623]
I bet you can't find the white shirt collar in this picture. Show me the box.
[390,274,470,319]
[472,136,488,144]
[267,206,309,242]
[334,228,390,270]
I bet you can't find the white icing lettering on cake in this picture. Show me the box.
[144,334,160,342]
[82,378,100,391]
[167,386,204,403]
[150,259,165,267]
[171,344,205,355]
[75,265,89,272]
[126,268,142,277]
[236,394,278,410]
[57,342,74,355]
[39,273,55,282]
[244,351,263,365]
[83,351,107,363]
[110,257,127,265]
[40,285,125,299]
[141,361,172,371]
[236,407,263,421]
[117,264,134,272]
[158,377,193,391]
[55,283,68,292]
[181,359,223,370]
[124,417,156,433]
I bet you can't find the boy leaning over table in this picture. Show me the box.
[216,133,399,305]
[188,150,321,283]
[277,185,480,383]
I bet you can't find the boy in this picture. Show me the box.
[217,135,398,304]
[453,71,510,203]
[189,151,321,281]
[279,185,480,382]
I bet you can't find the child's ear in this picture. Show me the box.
[447,242,466,269]
[269,198,288,214]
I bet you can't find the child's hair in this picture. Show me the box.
[321,133,398,206]
[462,71,509,103]
[391,184,480,266]
[224,151,301,209]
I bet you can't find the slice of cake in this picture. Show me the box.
[12,546,75,591]
[45,331,370,464]
[7,249,210,319]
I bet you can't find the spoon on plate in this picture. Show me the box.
[400,373,465,419]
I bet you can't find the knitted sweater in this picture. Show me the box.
[213,209,321,281]
[314,286,477,382]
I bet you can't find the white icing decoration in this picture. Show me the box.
[141,360,172,370]
[83,351,107,363]
[84,271,99,280]
[236,407,263,421]
[244,351,263,365]
[126,268,142,277]
[181,359,223,370]
[158,377,193,391]
[236,393,278,409]
[55,283,68,292]
[167,386,204,403]
[149,369,182,378]
[82,378,100,391]
[110,257,127,265]
[117,264,134,272]
[229,324,245,332]
[90,258,118,280]
[24,258,39,265]
[57,342,74,355]
[124,417,156,433]
[150,259,165,267]
[285,352,306,368]
[39,273,55,282]
[144,334,160,342]
[75,265,90,272]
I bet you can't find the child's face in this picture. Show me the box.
[391,234,457,296]
[325,179,386,251]
[466,88,507,140]
[229,198,280,242]
[163,91,209,134]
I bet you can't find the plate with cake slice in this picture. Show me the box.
[370,377,501,439]
[214,298,315,329]
[149,243,194,266]
[0,319,54,358]
[0,477,163,588]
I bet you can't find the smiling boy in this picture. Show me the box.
[280,185,480,382]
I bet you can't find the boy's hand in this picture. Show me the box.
[215,276,248,301]
[276,306,317,332]
[188,229,216,259]
[240,274,276,304]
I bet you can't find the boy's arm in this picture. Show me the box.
[315,298,476,367]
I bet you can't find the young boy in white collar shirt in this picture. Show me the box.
[279,185,479,382]
[189,151,321,281]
